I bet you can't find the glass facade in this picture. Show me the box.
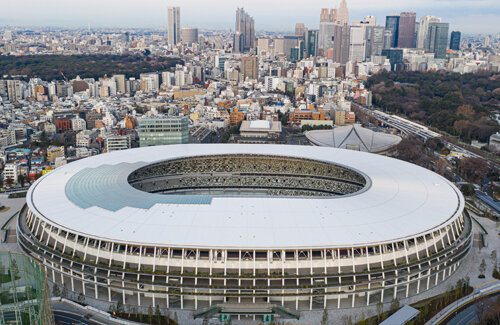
[0,252,54,324]
[138,116,189,147]
[385,16,400,48]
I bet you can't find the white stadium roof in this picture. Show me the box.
[27,144,463,249]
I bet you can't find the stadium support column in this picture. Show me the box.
[281,250,285,306]
[366,246,371,306]
[95,240,102,300]
[209,249,213,306]
[351,248,356,308]
[137,246,143,307]
[309,249,313,311]
[267,250,271,305]
[194,249,199,310]
[181,248,185,309]
[167,248,171,308]
[404,240,410,298]
[415,237,421,295]
[152,247,157,308]
[323,249,328,309]
[238,250,242,304]
[295,250,299,310]
[379,244,385,303]
[450,223,457,241]
[108,243,115,302]
[62,232,69,255]
[122,244,128,305]
[253,249,256,306]
[337,248,341,309]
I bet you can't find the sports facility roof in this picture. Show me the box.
[27,144,463,249]
[305,124,402,153]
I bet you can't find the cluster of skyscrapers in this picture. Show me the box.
[234,8,256,53]
[167,6,199,46]
[168,2,460,65]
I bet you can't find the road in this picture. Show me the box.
[442,293,499,325]
[52,301,117,325]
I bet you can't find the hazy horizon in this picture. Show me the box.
[1,0,499,34]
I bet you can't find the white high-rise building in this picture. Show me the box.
[167,7,181,46]
[417,15,441,48]
[349,26,366,62]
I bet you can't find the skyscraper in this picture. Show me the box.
[349,26,366,62]
[337,0,349,25]
[182,27,198,45]
[385,15,400,48]
[398,12,416,48]
[241,57,258,80]
[450,31,461,50]
[235,8,255,52]
[417,15,441,48]
[167,7,180,46]
[426,22,449,59]
[365,26,385,59]
[307,30,319,57]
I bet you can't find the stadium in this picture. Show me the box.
[17,144,472,319]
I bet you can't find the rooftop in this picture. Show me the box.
[27,144,463,249]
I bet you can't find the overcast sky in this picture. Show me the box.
[1,0,498,34]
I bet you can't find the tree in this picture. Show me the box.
[174,312,178,324]
[116,300,123,314]
[390,298,400,314]
[460,184,475,197]
[321,308,328,325]
[77,292,85,304]
[18,174,25,187]
[61,283,67,298]
[52,284,60,297]
[491,250,497,269]
[479,258,486,278]
[148,305,153,324]
[376,301,383,322]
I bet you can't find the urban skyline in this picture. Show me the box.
[1,0,499,34]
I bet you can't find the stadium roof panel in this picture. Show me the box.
[27,144,463,249]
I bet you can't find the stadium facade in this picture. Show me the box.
[17,144,471,316]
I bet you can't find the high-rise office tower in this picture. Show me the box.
[450,31,461,50]
[307,30,319,57]
[385,15,400,48]
[417,15,441,48]
[167,7,181,46]
[397,12,416,48]
[295,23,306,37]
[334,25,351,64]
[241,57,258,80]
[337,0,349,25]
[182,27,198,45]
[233,32,244,53]
[365,26,385,59]
[426,22,449,59]
[349,26,366,62]
[235,8,255,52]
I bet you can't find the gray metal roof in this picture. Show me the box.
[379,305,420,325]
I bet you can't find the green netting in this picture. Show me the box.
[0,252,54,325]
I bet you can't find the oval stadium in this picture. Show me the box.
[17,144,472,318]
